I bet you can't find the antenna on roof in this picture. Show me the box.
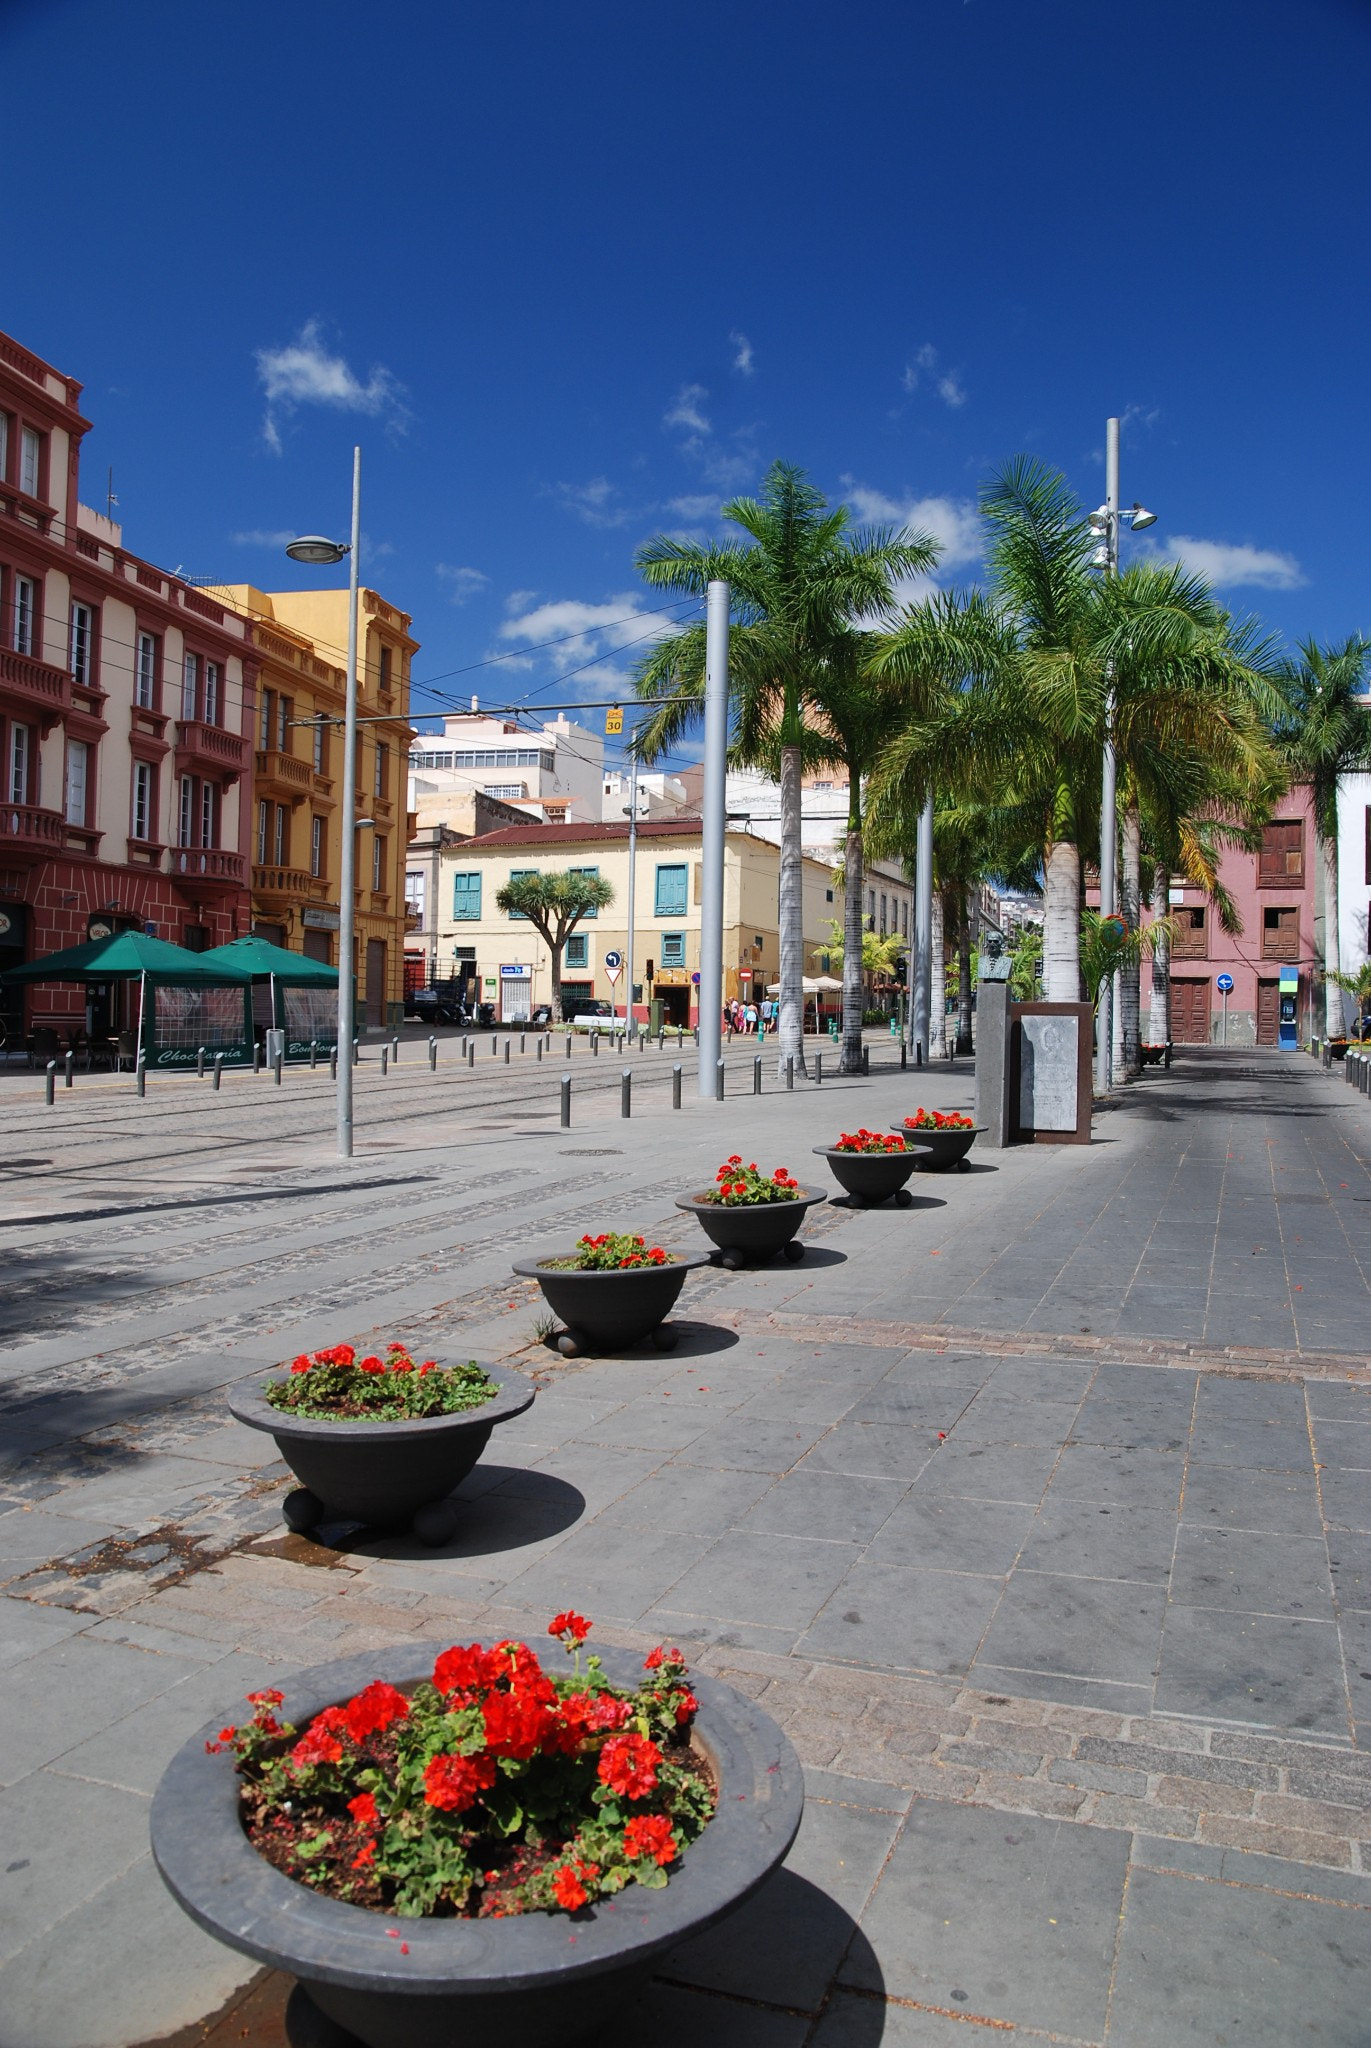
[106,467,118,519]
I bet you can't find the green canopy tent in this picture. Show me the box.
[2,931,254,1069]
[197,936,344,1058]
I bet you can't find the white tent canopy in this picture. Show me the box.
[765,976,842,994]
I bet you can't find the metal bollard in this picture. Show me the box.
[565,1032,573,1058]
[862,1046,870,1075]
[694,1026,699,1046]
[253,1043,263,1073]
[136,1052,146,1098]
[786,1055,794,1091]
[328,1048,337,1081]
[658,1029,665,1051]
[716,1057,725,1101]
[536,1040,543,1062]
[672,1062,682,1109]
[196,1045,206,1079]
[591,1032,599,1057]
[520,1032,526,1055]
[310,1040,319,1070]
[64,1050,74,1089]
[467,1040,475,1068]
[215,1053,225,1090]
[560,1073,572,1128]
[273,1050,283,1086]
[491,1032,498,1056]
[429,1035,438,1071]
[504,1039,510,1064]
[380,1046,389,1076]
[621,1068,632,1117]
[392,1035,399,1063]
[753,1053,762,1095]
[900,1041,907,1070]
[353,1038,360,1065]
[815,1051,823,1085]
[45,1059,56,1105]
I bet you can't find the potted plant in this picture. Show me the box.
[892,1107,985,1171]
[812,1129,922,1207]
[150,1617,803,2048]
[512,1234,709,1357]
[675,1156,826,1269]
[227,1342,536,1547]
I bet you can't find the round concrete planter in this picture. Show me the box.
[674,1190,826,1269]
[812,1143,922,1207]
[890,1124,984,1171]
[512,1252,709,1356]
[227,1365,536,1543]
[150,1642,804,2048]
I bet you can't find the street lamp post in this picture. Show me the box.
[286,444,363,1159]
[1089,418,1157,1093]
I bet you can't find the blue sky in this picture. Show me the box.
[7,0,1369,763]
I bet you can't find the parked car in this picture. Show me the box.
[568,1000,617,1032]
[404,988,466,1026]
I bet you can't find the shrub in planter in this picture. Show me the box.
[675,1156,826,1269]
[228,1342,535,1545]
[513,1236,708,1356]
[151,1622,803,2048]
[813,1129,922,1207]
[894,1108,984,1171]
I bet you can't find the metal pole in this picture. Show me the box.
[715,1056,725,1100]
[214,1053,224,1090]
[136,1051,146,1098]
[380,1045,389,1076]
[337,445,361,1159]
[672,1061,682,1108]
[196,1045,205,1079]
[815,1051,823,1085]
[1097,416,1120,1095]
[698,579,729,1096]
[621,1068,632,1117]
[429,1036,437,1071]
[911,795,934,1063]
[64,1050,74,1089]
[1223,987,1229,1047]
[624,750,638,1031]
[786,1054,794,1091]
[560,1073,571,1127]
[274,1048,283,1085]
[753,1053,762,1094]
[310,1040,319,1069]
[45,1060,55,1105]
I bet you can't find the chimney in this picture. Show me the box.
[471,694,479,712]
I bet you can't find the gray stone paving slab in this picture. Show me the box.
[1156,1606,1349,1733]
[1170,1526,1337,1618]
[1108,1864,1371,2047]
[842,1799,1130,2038]
[796,1560,1006,1673]
[1182,1462,1325,1536]
[864,1491,1036,1574]
[975,1570,1168,1686]
[1015,1497,1177,1582]
[0,1770,151,1967]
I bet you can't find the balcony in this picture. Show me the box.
[175,721,249,784]
[0,803,66,863]
[253,864,315,906]
[255,748,313,799]
[0,648,71,734]
[166,846,249,895]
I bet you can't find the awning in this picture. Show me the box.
[1,930,251,985]
[197,935,337,986]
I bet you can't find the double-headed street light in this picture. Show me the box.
[286,445,363,1159]
[1092,418,1159,1092]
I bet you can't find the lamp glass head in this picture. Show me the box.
[1128,503,1158,532]
[285,535,349,566]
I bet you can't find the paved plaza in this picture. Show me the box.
[2,1039,1371,2045]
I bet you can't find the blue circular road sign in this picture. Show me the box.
[1216,972,1234,993]
[604,950,622,969]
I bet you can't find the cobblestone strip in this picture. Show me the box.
[693,1650,1371,1877]
[757,1309,1371,1383]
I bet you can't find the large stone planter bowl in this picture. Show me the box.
[227,1364,535,1542]
[150,1642,804,2048]
[813,1144,923,1207]
[890,1123,984,1171]
[512,1252,709,1357]
[675,1189,826,1269]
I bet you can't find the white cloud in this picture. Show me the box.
[230,527,294,548]
[436,563,489,605]
[898,343,966,409]
[730,330,755,376]
[937,372,967,409]
[499,594,679,675]
[667,493,721,520]
[254,320,406,453]
[664,383,711,435]
[550,477,633,529]
[1140,534,1306,590]
[841,481,981,570]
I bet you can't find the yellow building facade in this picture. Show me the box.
[218,584,416,1026]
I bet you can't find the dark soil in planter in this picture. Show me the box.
[674,1189,826,1267]
[227,1364,536,1542]
[512,1252,709,1355]
[812,1144,922,1207]
[890,1124,985,1171]
[151,1643,804,2048]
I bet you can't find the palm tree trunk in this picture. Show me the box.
[1148,865,1170,1045]
[956,891,975,1054]
[1042,839,1082,1001]
[1323,832,1344,1036]
[549,938,564,1024]
[776,743,808,1077]
[1120,803,1142,1076]
[840,806,865,1075]
[929,890,947,1057]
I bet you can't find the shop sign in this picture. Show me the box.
[302,907,341,931]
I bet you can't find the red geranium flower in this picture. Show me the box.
[549,1610,591,1646]
[292,1706,348,1768]
[551,1859,599,1911]
[597,1732,662,1800]
[247,1688,285,1708]
[423,1751,497,1812]
[643,1645,684,1671]
[290,1356,313,1374]
[482,1689,551,1760]
[433,1643,504,1695]
[348,1791,380,1827]
[623,1814,677,1866]
[358,1355,385,1373]
[345,1681,410,1742]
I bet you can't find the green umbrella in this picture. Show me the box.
[196,935,337,985]
[2,930,252,985]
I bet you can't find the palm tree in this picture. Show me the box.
[631,461,938,1075]
[493,871,615,1022]
[1273,636,1371,1036]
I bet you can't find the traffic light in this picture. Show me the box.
[645,959,654,981]
[894,955,908,986]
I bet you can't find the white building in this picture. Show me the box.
[1335,768,1371,1024]
[601,768,690,821]
[408,707,603,825]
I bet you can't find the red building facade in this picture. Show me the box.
[0,331,255,1040]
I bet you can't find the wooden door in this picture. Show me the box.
[365,939,386,1026]
[1256,979,1280,1046]
[1171,977,1212,1043]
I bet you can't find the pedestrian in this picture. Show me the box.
[745,1003,758,1033]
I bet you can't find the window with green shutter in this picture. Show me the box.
[452,872,482,921]
[654,863,688,917]
[661,931,686,967]
[565,933,589,968]
[569,865,601,917]
[506,868,539,919]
